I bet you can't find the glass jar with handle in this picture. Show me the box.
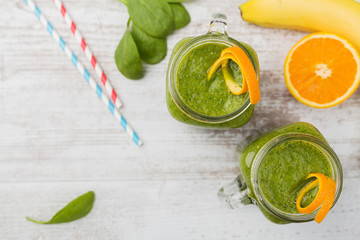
[218,122,343,224]
[166,13,260,129]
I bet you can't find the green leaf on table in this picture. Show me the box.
[115,29,143,80]
[170,3,191,30]
[131,24,167,65]
[26,191,95,224]
[128,0,174,38]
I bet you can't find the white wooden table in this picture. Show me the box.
[1,0,359,239]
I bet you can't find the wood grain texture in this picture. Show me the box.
[0,0,359,239]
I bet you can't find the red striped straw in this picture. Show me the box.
[53,0,123,109]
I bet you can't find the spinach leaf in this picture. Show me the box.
[128,0,174,38]
[115,0,191,80]
[26,191,95,224]
[170,3,191,30]
[115,29,143,80]
[131,24,167,64]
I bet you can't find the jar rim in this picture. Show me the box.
[250,133,343,223]
[167,34,256,124]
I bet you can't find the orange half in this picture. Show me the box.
[284,32,360,108]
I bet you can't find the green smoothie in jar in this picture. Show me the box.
[257,135,334,215]
[166,14,259,129]
[218,122,343,224]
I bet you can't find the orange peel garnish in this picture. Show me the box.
[296,173,336,223]
[315,177,336,223]
[221,59,248,95]
[207,47,260,104]
[296,173,329,214]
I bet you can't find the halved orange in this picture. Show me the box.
[284,32,360,108]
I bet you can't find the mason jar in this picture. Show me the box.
[218,122,343,224]
[166,13,260,129]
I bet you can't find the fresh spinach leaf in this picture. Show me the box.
[115,0,191,80]
[128,0,174,38]
[170,3,191,30]
[26,191,95,224]
[115,29,143,80]
[131,24,167,64]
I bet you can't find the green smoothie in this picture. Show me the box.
[177,43,246,116]
[239,122,337,224]
[259,139,334,214]
[166,36,259,128]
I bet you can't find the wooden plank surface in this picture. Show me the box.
[0,0,359,239]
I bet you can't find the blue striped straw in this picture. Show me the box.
[24,0,142,146]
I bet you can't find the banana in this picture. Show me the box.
[240,0,360,50]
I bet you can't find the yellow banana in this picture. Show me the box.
[240,0,360,50]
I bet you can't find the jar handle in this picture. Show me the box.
[208,13,228,36]
[218,175,252,209]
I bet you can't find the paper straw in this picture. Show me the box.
[52,0,123,110]
[23,0,142,146]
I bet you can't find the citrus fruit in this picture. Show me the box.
[296,173,336,224]
[284,32,360,108]
[207,47,260,104]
